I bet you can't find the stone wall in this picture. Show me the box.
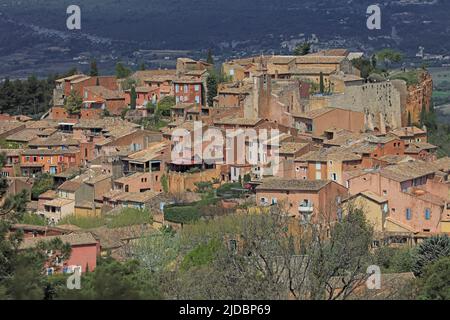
[167,167,222,194]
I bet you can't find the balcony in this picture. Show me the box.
[298,203,314,213]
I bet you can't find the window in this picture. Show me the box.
[425,208,431,220]
[175,84,179,93]
[176,96,180,103]
[195,95,200,104]
[194,85,200,92]
[271,198,277,205]
[229,69,235,76]
[383,190,387,196]
[331,173,337,181]
[260,197,267,205]
[406,208,412,220]
[184,85,188,92]
[301,199,310,207]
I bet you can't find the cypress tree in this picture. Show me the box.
[206,49,214,65]
[319,72,325,94]
[130,86,137,110]
[90,60,99,77]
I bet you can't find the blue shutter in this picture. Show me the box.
[425,209,431,220]
[406,208,411,220]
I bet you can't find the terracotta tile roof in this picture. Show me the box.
[378,154,414,164]
[291,107,334,119]
[279,142,309,154]
[381,160,437,182]
[117,190,160,203]
[256,178,331,191]
[114,172,147,184]
[295,55,346,64]
[173,76,204,84]
[74,118,139,130]
[53,167,82,179]
[70,75,92,84]
[214,116,263,126]
[405,142,438,153]
[25,120,59,129]
[0,121,25,134]
[143,74,176,83]
[390,126,426,138]
[432,157,450,172]
[20,232,97,250]
[360,191,388,204]
[407,188,446,206]
[55,74,87,83]
[6,129,40,142]
[218,83,252,95]
[22,148,79,156]
[296,147,361,162]
[125,141,168,163]
[310,49,349,57]
[58,180,81,192]
[84,86,124,100]
[274,56,297,65]
[0,148,23,156]
[289,66,337,75]
[12,224,72,234]
[330,72,364,82]
[28,133,80,148]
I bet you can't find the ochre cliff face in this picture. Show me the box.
[402,70,433,126]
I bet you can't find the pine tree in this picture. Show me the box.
[412,235,450,276]
[115,62,131,79]
[293,42,311,56]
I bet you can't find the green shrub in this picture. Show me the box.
[180,239,221,271]
[374,246,413,273]
[31,173,54,200]
[412,235,450,276]
[19,213,47,226]
[58,215,106,229]
[107,208,153,228]
[164,204,201,224]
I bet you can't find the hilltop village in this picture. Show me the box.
[0,48,447,284]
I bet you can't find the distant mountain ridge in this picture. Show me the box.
[0,0,449,77]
